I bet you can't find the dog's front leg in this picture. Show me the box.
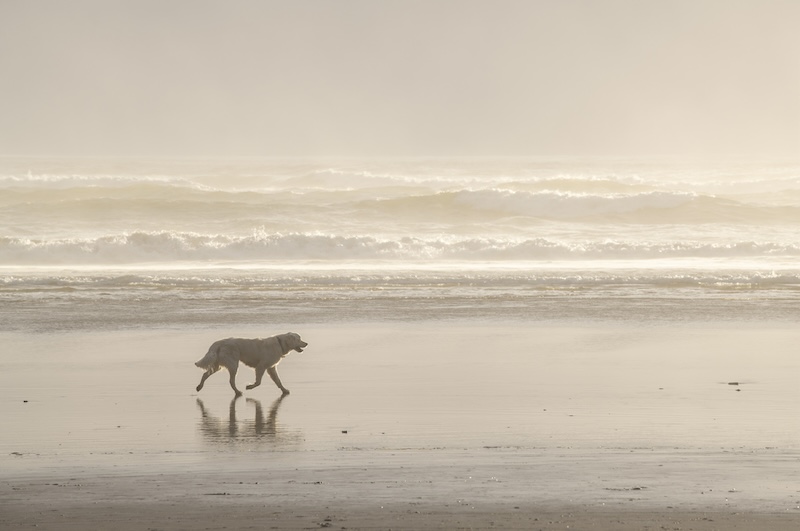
[267,366,290,395]
[196,368,216,392]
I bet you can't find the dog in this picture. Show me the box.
[195,332,308,397]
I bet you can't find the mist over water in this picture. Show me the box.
[2,157,800,330]
[3,157,800,261]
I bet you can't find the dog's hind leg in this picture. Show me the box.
[267,366,290,395]
[196,367,218,392]
[246,366,267,390]
[228,364,243,397]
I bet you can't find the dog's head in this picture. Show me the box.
[283,332,308,353]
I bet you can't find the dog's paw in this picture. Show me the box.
[196,385,203,392]
[245,383,256,390]
[281,388,291,396]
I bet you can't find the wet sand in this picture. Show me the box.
[2,324,799,529]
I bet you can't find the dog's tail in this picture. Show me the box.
[195,345,218,370]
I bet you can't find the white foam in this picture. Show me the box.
[3,231,800,266]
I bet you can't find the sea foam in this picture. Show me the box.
[3,231,800,265]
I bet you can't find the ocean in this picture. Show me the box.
[3,157,800,501]
[2,156,800,331]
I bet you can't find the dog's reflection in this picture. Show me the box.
[196,395,301,446]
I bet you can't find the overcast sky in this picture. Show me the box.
[1,0,798,158]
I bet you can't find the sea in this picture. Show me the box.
[2,156,800,332]
[3,156,800,478]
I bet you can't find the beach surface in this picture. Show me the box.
[2,324,799,530]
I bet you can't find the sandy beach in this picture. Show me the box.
[2,324,798,529]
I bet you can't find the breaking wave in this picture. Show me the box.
[3,157,800,269]
[3,231,800,265]
[5,169,800,225]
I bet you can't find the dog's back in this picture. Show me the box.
[195,337,280,371]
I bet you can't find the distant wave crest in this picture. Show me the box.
[451,189,697,219]
[4,169,800,224]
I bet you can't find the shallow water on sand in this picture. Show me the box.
[2,324,798,479]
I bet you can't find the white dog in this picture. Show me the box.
[195,332,308,397]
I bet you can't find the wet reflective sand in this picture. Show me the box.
[1,324,799,529]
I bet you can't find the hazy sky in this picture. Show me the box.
[1,0,798,158]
